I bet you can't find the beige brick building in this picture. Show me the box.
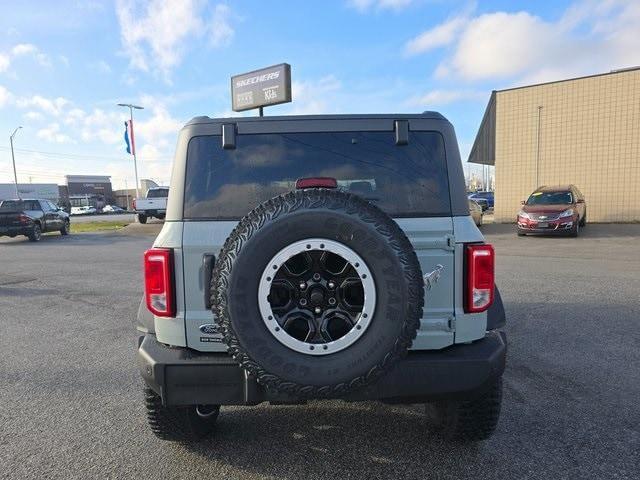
[469,67,640,223]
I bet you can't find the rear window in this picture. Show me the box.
[147,188,168,198]
[184,131,450,219]
[0,200,40,211]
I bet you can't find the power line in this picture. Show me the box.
[0,146,172,162]
[0,168,170,183]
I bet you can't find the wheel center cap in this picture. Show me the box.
[309,288,325,306]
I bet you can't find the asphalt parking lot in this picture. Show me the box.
[1,223,639,479]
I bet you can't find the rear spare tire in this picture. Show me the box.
[211,189,424,397]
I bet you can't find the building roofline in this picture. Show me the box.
[65,175,111,179]
[497,66,640,93]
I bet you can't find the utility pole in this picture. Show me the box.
[117,103,144,199]
[9,126,22,199]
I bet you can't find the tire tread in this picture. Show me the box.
[428,377,502,442]
[144,387,218,442]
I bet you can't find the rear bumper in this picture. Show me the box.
[0,225,31,236]
[136,210,166,216]
[138,330,507,406]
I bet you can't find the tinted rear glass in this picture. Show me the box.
[184,131,450,219]
[0,200,40,211]
[147,189,168,198]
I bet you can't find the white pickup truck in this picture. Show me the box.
[133,187,168,224]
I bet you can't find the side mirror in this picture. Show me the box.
[520,200,525,205]
[576,199,584,204]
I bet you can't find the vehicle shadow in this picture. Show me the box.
[177,402,485,480]
[0,230,155,246]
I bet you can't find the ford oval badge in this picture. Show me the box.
[199,324,219,335]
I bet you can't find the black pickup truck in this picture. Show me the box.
[0,199,70,242]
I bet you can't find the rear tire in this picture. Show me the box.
[28,224,42,242]
[138,214,147,224]
[425,377,503,442]
[144,387,219,442]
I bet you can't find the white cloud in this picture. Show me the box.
[408,89,484,106]
[0,43,54,73]
[37,123,74,144]
[210,4,235,47]
[287,75,343,115]
[428,0,640,82]
[405,15,467,55]
[115,0,202,73]
[12,87,182,167]
[0,53,10,72]
[9,43,51,67]
[61,97,182,157]
[35,52,52,68]
[24,111,44,121]
[11,43,38,56]
[79,109,124,145]
[135,97,183,150]
[0,85,11,107]
[16,95,70,116]
[349,0,416,12]
[65,108,87,125]
[115,0,235,76]
[449,11,552,80]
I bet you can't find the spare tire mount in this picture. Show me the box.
[258,238,376,356]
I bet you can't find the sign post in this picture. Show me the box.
[231,63,292,114]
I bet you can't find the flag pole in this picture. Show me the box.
[117,103,144,223]
[129,107,141,200]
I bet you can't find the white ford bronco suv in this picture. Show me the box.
[136,113,506,443]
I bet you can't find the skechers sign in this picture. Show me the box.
[231,63,292,112]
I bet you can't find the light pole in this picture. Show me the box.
[9,126,22,199]
[117,103,144,200]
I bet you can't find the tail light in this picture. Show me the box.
[296,177,338,189]
[144,248,175,317]
[465,244,494,313]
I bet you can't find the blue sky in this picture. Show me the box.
[1,0,638,189]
